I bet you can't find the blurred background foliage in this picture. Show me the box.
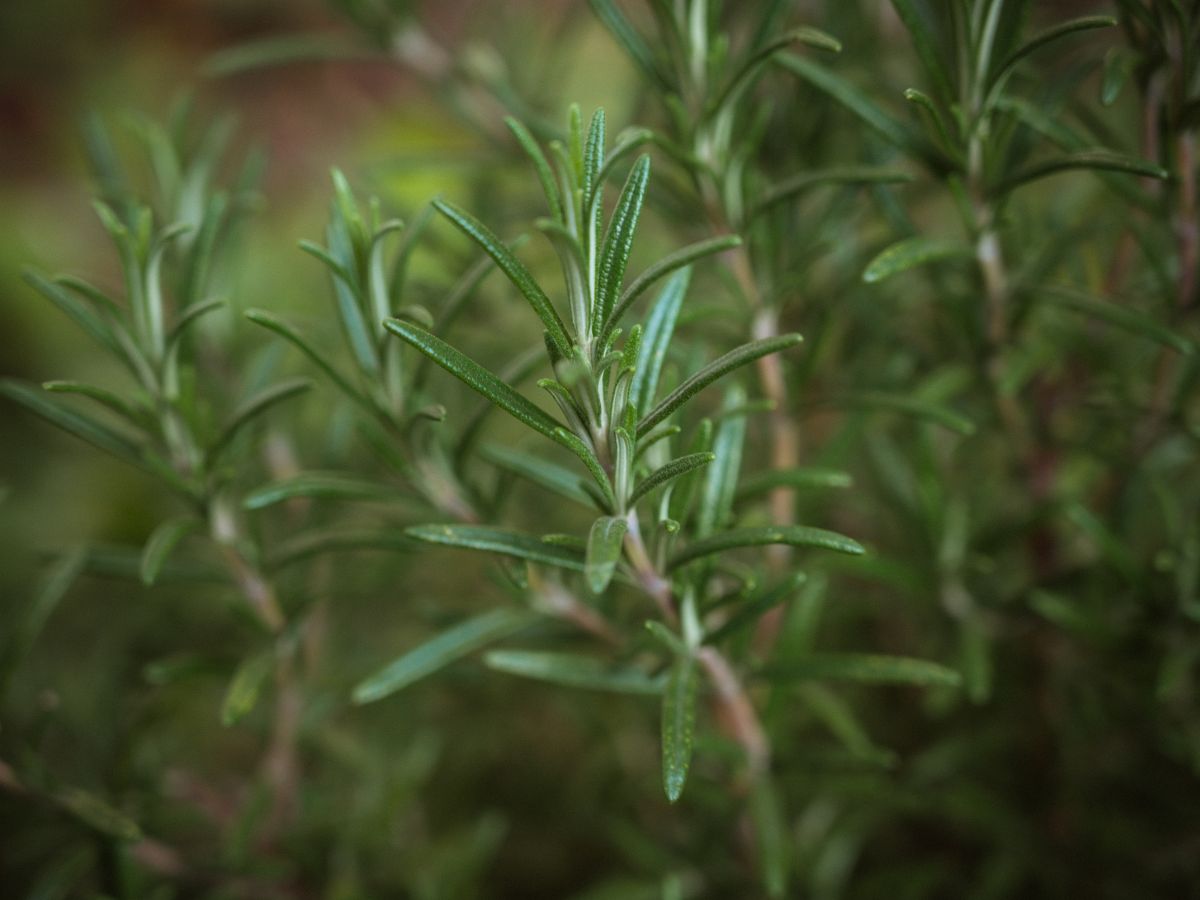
[2,1,1198,897]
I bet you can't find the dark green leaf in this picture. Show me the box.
[631,452,716,505]
[778,53,927,156]
[207,378,311,465]
[245,309,372,409]
[669,525,864,570]
[244,473,406,510]
[484,650,663,694]
[995,150,1168,195]
[606,236,739,338]
[712,27,842,114]
[762,653,962,687]
[56,787,142,842]
[42,381,147,430]
[353,607,535,703]
[585,515,628,594]
[629,267,690,416]
[862,236,972,283]
[835,391,977,434]
[661,653,698,803]
[595,154,651,329]
[385,319,564,441]
[433,199,572,354]
[506,116,564,222]
[890,0,954,101]
[481,443,593,506]
[269,527,415,570]
[638,334,803,437]
[696,389,746,539]
[140,517,199,586]
[0,548,86,692]
[1041,288,1197,355]
[203,33,370,76]
[221,651,273,726]
[1,379,146,469]
[749,167,912,222]
[589,0,670,91]
[405,524,586,571]
[991,16,1116,87]
[735,467,853,501]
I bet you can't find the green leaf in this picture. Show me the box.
[506,116,564,222]
[708,572,808,644]
[670,525,864,570]
[583,108,606,204]
[585,515,628,594]
[750,776,790,897]
[481,443,593,506]
[203,33,369,76]
[638,334,803,437]
[1,379,146,469]
[595,155,651,329]
[140,517,199,586]
[207,378,311,465]
[889,0,954,102]
[244,309,373,410]
[42,381,147,430]
[56,787,142,842]
[995,150,1168,195]
[405,524,586,571]
[762,653,962,687]
[862,236,972,283]
[712,27,842,114]
[385,319,564,441]
[629,267,690,416]
[589,0,670,92]
[24,270,120,356]
[607,236,739,338]
[221,651,274,726]
[484,650,664,695]
[735,467,853,501]
[552,427,618,512]
[696,390,746,539]
[269,528,414,570]
[991,16,1116,87]
[749,167,912,222]
[778,53,927,156]
[0,548,86,693]
[433,199,573,354]
[661,653,698,803]
[353,607,535,703]
[244,472,406,510]
[1041,288,1197,355]
[836,391,977,435]
[646,620,688,655]
[631,452,716,505]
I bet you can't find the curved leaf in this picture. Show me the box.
[630,452,716,505]
[585,515,628,594]
[762,653,962,687]
[140,517,200,586]
[385,319,563,441]
[484,649,663,694]
[405,523,586,571]
[735,467,853,501]
[434,199,572,354]
[638,334,803,437]
[862,236,971,283]
[353,607,535,704]
[244,473,406,510]
[662,653,698,803]
[669,525,864,569]
[995,150,1168,195]
[207,378,311,465]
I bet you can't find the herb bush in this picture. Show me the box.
[1,1,1197,897]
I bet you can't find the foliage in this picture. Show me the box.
[1,1,1198,897]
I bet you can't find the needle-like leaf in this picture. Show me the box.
[638,334,803,437]
[484,650,663,695]
[670,525,864,570]
[661,652,698,803]
[585,515,628,594]
[405,524,586,571]
[434,199,573,354]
